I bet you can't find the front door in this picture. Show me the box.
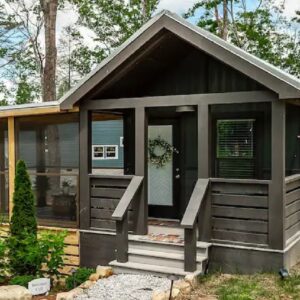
[148,119,180,219]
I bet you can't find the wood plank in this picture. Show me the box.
[286,179,300,193]
[286,189,300,205]
[286,211,300,229]
[63,255,80,266]
[211,182,268,195]
[58,265,79,275]
[212,217,268,233]
[91,177,131,188]
[91,198,120,209]
[91,208,113,220]
[286,222,300,240]
[64,232,79,245]
[91,219,115,230]
[213,229,268,244]
[64,245,79,256]
[212,206,268,221]
[91,187,125,199]
[181,179,209,228]
[8,117,15,219]
[286,199,300,217]
[212,194,268,208]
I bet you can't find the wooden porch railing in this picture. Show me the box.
[181,178,209,272]
[112,176,144,263]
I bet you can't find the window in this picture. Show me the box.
[216,119,256,178]
[92,145,118,160]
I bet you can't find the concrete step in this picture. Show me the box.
[109,260,190,277]
[128,248,206,269]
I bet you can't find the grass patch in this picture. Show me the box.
[217,276,273,300]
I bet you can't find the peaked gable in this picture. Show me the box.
[60,10,300,109]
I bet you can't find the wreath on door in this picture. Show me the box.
[148,136,178,168]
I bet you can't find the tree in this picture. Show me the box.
[69,0,159,77]
[8,160,38,275]
[185,0,300,78]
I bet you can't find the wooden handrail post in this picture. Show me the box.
[116,213,129,263]
[184,226,197,272]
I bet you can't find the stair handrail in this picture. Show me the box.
[180,178,209,272]
[112,175,144,263]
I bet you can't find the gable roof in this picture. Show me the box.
[59,10,300,109]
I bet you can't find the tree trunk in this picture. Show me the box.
[222,0,229,40]
[40,0,58,102]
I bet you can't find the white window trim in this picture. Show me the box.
[120,137,124,147]
[92,145,119,160]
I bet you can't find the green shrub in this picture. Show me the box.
[8,160,38,275]
[38,231,67,278]
[0,238,7,282]
[66,268,95,290]
[9,275,36,287]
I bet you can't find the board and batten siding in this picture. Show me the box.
[211,179,270,245]
[285,174,300,242]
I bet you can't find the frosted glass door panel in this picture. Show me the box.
[148,125,173,206]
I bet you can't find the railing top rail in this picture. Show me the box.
[285,174,300,184]
[181,178,209,229]
[112,176,143,221]
[210,177,270,185]
[89,174,134,180]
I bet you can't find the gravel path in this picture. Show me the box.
[75,274,171,300]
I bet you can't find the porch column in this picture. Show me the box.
[8,117,15,219]
[135,107,148,235]
[79,107,91,230]
[197,104,211,241]
[269,100,285,250]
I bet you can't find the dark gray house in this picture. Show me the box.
[1,10,300,275]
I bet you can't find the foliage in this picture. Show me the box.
[38,231,67,278]
[9,275,36,287]
[0,238,7,283]
[278,273,300,297]
[185,0,300,78]
[65,267,95,290]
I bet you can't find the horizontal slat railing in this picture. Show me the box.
[181,178,209,272]
[112,176,144,262]
[285,174,300,242]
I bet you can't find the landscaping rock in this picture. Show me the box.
[79,280,95,289]
[184,273,199,288]
[0,285,32,300]
[56,287,84,300]
[96,266,113,278]
[173,279,192,294]
[89,273,100,282]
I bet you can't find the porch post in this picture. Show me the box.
[79,107,91,230]
[197,104,211,242]
[8,117,15,219]
[135,107,148,235]
[269,100,285,250]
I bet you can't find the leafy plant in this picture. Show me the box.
[9,275,36,287]
[66,267,95,290]
[0,238,7,283]
[38,231,67,278]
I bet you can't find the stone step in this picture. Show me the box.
[109,260,191,278]
[128,248,206,269]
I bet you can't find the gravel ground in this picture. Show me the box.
[75,274,171,300]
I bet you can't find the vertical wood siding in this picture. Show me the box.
[211,180,270,245]
[285,175,300,242]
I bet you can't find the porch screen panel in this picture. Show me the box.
[16,113,79,228]
[0,119,8,221]
[216,119,255,179]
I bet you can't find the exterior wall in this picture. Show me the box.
[211,179,270,245]
[0,223,79,275]
[285,175,300,243]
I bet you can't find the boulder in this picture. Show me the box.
[89,273,101,281]
[152,288,181,300]
[79,280,95,289]
[96,266,113,278]
[184,273,199,289]
[173,279,192,294]
[0,285,32,300]
[56,287,84,300]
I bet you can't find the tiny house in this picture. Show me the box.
[1,11,300,275]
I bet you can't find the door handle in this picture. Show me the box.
[175,174,180,179]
